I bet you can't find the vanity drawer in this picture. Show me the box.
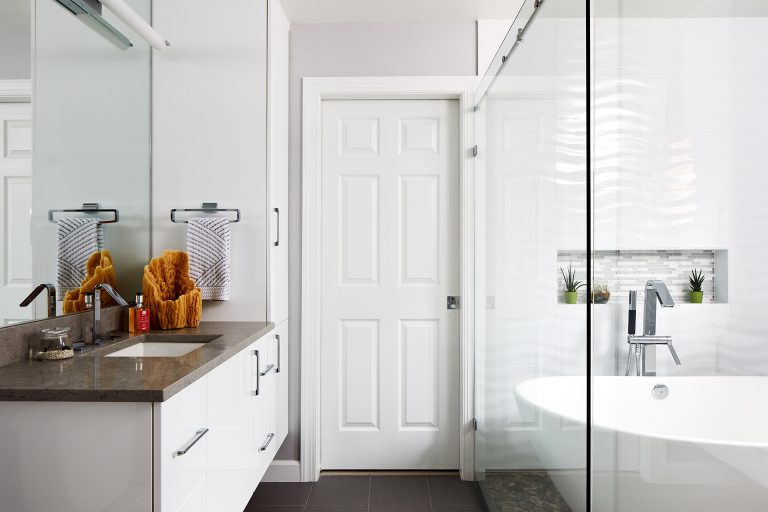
[155,376,208,512]
[253,386,278,479]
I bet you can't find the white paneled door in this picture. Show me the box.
[320,99,460,469]
[0,102,33,325]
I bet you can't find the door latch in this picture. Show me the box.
[447,296,461,310]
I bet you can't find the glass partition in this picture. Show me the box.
[475,1,588,510]
[591,1,768,510]
[478,0,768,510]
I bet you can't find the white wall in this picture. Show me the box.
[0,0,31,79]
[281,21,477,461]
[151,0,268,322]
[593,17,768,378]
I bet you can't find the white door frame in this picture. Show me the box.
[301,76,477,481]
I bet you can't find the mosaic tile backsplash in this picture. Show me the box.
[557,250,722,304]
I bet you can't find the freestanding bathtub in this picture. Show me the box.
[514,376,768,512]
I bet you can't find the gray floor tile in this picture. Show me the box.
[427,475,484,508]
[306,507,368,512]
[247,481,313,507]
[243,507,305,512]
[307,475,370,506]
[370,475,430,507]
[432,507,485,512]
[369,507,431,512]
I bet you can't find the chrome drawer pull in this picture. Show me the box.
[173,428,209,457]
[274,207,280,247]
[259,432,275,452]
[253,350,260,396]
[275,334,281,373]
[260,364,275,377]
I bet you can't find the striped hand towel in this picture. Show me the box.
[57,218,103,300]
[187,217,231,301]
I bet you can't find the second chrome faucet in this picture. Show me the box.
[625,280,681,376]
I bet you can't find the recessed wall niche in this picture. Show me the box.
[557,250,728,304]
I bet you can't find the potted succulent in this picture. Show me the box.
[591,284,611,304]
[560,263,585,304]
[689,269,705,303]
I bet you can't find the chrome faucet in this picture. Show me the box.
[19,284,57,318]
[93,283,128,345]
[625,280,681,376]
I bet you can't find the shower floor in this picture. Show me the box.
[481,471,572,512]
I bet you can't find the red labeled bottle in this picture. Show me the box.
[129,292,150,334]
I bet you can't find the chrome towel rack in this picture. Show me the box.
[48,203,119,224]
[170,202,241,224]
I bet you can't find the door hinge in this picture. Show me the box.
[472,145,478,157]
[447,296,461,310]
[472,418,478,431]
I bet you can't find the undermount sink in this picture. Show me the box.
[104,334,221,358]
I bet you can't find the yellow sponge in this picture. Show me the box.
[143,250,202,329]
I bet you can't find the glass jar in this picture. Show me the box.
[35,327,74,361]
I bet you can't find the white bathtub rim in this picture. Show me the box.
[515,375,768,449]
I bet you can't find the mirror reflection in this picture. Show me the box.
[0,0,151,325]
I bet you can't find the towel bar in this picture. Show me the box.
[170,203,241,224]
[48,203,119,224]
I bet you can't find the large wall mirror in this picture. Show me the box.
[0,0,151,326]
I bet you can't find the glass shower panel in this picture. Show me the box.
[591,1,768,511]
[475,1,587,510]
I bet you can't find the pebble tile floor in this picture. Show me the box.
[483,472,572,512]
[245,473,487,512]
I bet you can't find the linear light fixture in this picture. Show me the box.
[53,0,133,50]
[99,0,170,50]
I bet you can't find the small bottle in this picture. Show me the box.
[129,292,150,334]
[83,292,94,344]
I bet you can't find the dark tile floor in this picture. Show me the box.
[245,473,487,512]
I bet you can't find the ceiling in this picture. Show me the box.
[279,0,768,23]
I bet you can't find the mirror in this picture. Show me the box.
[0,0,151,326]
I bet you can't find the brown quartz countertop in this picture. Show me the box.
[0,322,274,402]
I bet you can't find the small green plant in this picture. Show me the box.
[689,269,705,292]
[560,263,585,292]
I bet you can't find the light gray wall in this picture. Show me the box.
[0,0,32,79]
[279,21,477,461]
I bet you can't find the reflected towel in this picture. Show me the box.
[187,217,231,301]
[56,218,103,300]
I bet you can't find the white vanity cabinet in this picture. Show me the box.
[162,329,287,512]
[0,328,286,512]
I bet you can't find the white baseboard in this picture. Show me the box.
[263,459,301,482]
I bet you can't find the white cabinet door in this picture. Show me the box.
[267,0,290,325]
[320,99,461,469]
[274,319,289,448]
[205,349,255,511]
[250,333,278,478]
[0,402,152,512]
[155,376,208,512]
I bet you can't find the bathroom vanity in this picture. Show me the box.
[0,322,287,512]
